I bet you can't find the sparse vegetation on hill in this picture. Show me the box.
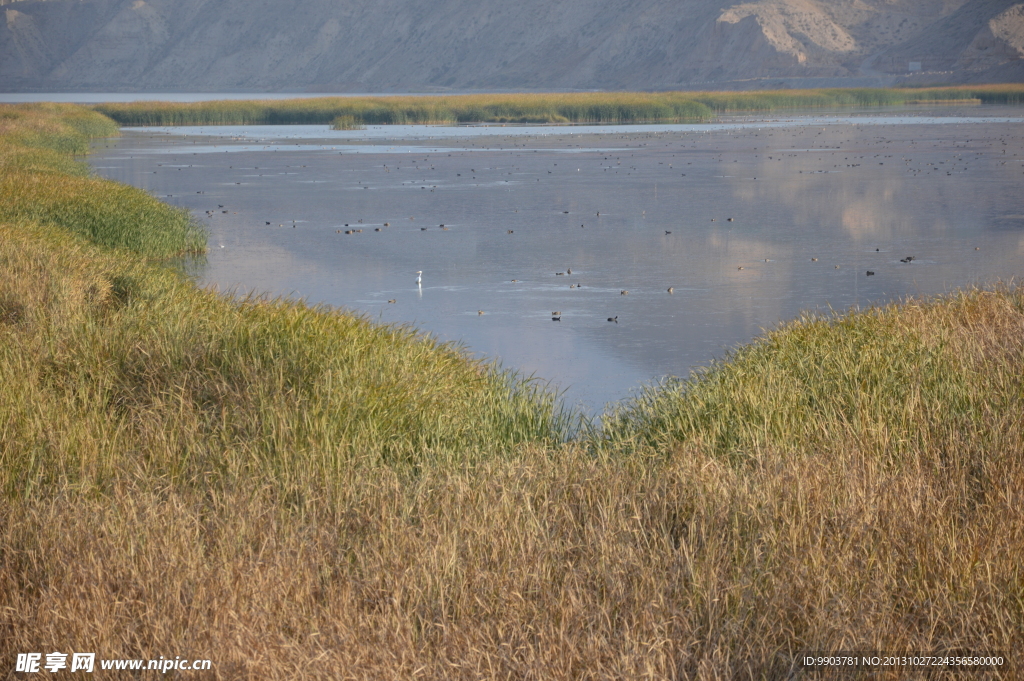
[87,86,1024,129]
[2,103,1022,678]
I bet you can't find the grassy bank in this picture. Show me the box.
[602,288,1024,461]
[1,104,205,258]
[2,104,1022,678]
[89,85,1024,129]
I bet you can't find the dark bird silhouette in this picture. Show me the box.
[866,271,875,276]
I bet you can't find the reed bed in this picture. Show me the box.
[93,92,713,127]
[690,84,1024,112]
[89,85,1024,129]
[0,218,579,492]
[1,104,1022,679]
[0,104,204,257]
[601,287,1024,461]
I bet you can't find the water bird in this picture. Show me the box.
[375,228,382,232]
[416,271,422,285]
[567,268,572,275]
[866,271,875,276]
[421,227,428,231]
[620,290,629,295]
[811,258,818,262]
[665,231,672,235]
[478,310,485,315]
[384,222,390,226]
[975,247,980,250]
[511,279,519,283]
[556,272,565,276]
[737,266,744,270]
[607,316,618,323]
[388,299,396,304]
[667,287,674,294]
[552,316,561,321]
[507,230,514,234]
[727,218,734,222]
[265,221,270,225]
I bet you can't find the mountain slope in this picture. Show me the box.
[1,0,1021,91]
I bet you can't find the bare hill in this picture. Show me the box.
[1,0,1022,92]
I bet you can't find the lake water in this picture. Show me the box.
[89,106,1024,413]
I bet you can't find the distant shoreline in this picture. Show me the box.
[62,85,1024,129]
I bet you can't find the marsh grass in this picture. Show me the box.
[2,103,1022,679]
[0,104,204,258]
[0,221,579,496]
[93,92,714,127]
[89,85,1024,129]
[601,288,1024,462]
[3,218,1021,677]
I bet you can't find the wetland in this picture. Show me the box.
[90,105,1024,412]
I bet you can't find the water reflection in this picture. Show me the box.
[90,109,1024,413]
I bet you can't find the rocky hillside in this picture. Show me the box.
[2,0,1022,92]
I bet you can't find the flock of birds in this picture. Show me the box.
[148,122,1017,338]
[205,194,962,325]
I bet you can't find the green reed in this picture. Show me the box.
[1,103,204,258]
[89,86,1024,129]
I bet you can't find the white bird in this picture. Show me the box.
[415,271,422,286]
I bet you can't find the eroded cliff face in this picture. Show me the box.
[1,0,1021,91]
[957,4,1024,70]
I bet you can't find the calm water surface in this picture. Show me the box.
[90,107,1024,413]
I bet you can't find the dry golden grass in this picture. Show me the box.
[3,435,1021,679]
[3,217,1021,678]
[2,102,1022,680]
